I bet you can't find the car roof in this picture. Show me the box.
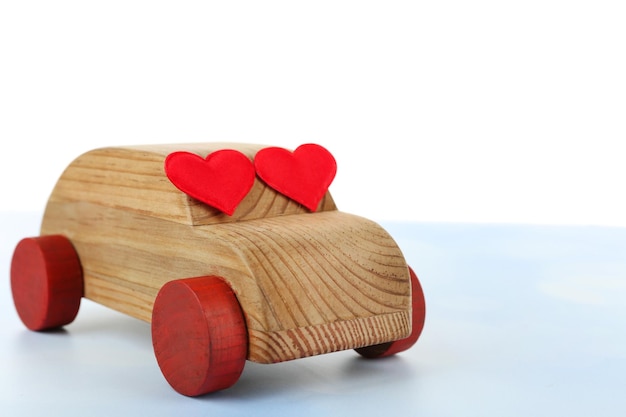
[47,143,337,226]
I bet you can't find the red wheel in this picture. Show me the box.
[10,235,84,331]
[355,266,425,358]
[151,277,248,396]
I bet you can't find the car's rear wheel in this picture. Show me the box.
[11,235,84,331]
[151,276,248,396]
[355,266,425,358]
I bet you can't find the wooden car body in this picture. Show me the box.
[39,143,412,364]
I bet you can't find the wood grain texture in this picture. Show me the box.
[48,143,336,226]
[355,266,426,358]
[40,143,412,363]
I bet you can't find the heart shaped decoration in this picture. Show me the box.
[254,144,337,211]
[165,150,255,216]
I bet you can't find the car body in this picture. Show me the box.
[11,143,425,396]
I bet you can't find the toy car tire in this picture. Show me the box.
[151,276,248,396]
[10,235,84,331]
[355,266,425,358]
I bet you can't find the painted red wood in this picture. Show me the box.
[10,235,84,331]
[355,266,426,358]
[151,276,248,396]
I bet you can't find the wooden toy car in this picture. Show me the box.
[10,143,426,396]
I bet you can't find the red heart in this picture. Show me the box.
[165,150,255,216]
[254,144,337,211]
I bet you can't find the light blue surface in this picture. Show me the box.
[1,212,625,416]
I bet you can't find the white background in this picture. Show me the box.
[1,1,625,226]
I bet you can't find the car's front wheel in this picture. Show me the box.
[151,276,248,396]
